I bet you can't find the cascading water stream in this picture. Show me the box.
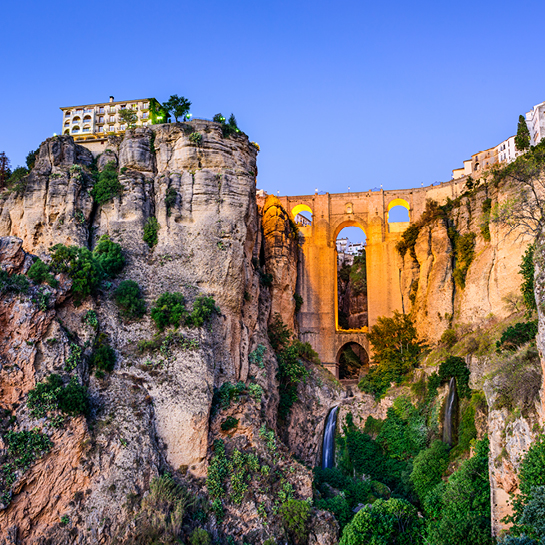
[443,376,458,446]
[322,406,339,469]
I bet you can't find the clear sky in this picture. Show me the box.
[2,0,545,201]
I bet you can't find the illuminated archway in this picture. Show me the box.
[387,198,410,222]
[291,204,313,226]
[336,224,367,331]
[336,342,369,379]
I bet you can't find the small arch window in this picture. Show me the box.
[291,204,313,226]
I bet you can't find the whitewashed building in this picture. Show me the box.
[526,101,545,146]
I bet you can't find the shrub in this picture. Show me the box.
[423,438,492,545]
[294,292,303,313]
[221,416,239,431]
[452,232,476,289]
[143,217,160,248]
[520,245,536,312]
[27,259,58,287]
[150,292,187,330]
[90,344,116,373]
[5,429,52,472]
[212,382,247,413]
[91,162,122,205]
[440,328,457,348]
[339,498,423,545]
[165,187,177,216]
[49,244,103,305]
[114,280,146,319]
[280,499,310,544]
[438,356,471,398]
[396,224,421,260]
[189,528,210,545]
[28,374,89,418]
[410,440,450,503]
[189,132,202,145]
[0,270,30,295]
[84,309,99,329]
[92,235,125,277]
[359,312,422,399]
[497,321,538,351]
[481,198,492,241]
[185,295,220,327]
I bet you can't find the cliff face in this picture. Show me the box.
[399,185,532,343]
[0,127,336,545]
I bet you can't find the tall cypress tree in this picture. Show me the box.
[515,114,531,151]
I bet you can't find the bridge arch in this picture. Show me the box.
[333,219,367,243]
[336,341,369,379]
[291,204,313,226]
[386,198,411,222]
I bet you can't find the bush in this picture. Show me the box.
[185,295,220,327]
[114,280,146,319]
[440,328,457,348]
[189,132,203,145]
[143,217,160,248]
[92,235,125,277]
[150,292,187,330]
[280,499,310,544]
[91,162,122,205]
[28,374,89,418]
[27,259,58,287]
[339,498,423,545]
[423,438,492,545]
[165,187,177,217]
[497,321,538,351]
[90,344,116,373]
[0,270,30,295]
[452,232,476,289]
[359,312,422,399]
[294,293,303,313]
[520,245,537,312]
[438,356,471,398]
[410,440,450,503]
[221,416,239,431]
[189,528,210,545]
[49,244,103,305]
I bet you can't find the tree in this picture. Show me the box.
[0,152,11,188]
[118,108,138,128]
[163,95,191,122]
[26,149,38,170]
[516,115,531,152]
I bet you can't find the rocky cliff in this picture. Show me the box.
[0,126,336,545]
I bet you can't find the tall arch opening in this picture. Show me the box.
[336,342,369,379]
[336,225,367,330]
[291,204,313,226]
[387,198,410,223]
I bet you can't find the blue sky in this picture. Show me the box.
[2,0,545,205]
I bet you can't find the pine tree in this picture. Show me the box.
[515,114,531,151]
[0,152,11,188]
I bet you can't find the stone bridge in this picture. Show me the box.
[264,178,468,367]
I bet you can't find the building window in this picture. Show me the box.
[109,126,115,132]
[99,107,105,114]
[65,111,71,117]
[142,102,149,109]
[98,126,104,132]
[72,126,80,134]
[120,124,126,131]
[76,109,83,115]
[64,121,70,127]
[120,105,126,110]
[142,112,149,119]
[109,116,115,123]
[99,116,104,123]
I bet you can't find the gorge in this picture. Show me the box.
[0,120,544,545]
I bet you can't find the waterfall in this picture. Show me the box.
[322,406,339,469]
[443,377,458,446]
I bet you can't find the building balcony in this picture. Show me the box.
[72,130,80,134]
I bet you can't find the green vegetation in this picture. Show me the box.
[27,374,90,419]
[268,314,310,421]
[429,356,471,399]
[26,149,38,170]
[0,429,52,505]
[294,293,304,313]
[189,132,203,145]
[220,416,239,431]
[6,166,29,193]
[249,344,266,368]
[149,98,171,124]
[118,107,138,128]
[516,114,531,151]
[189,528,210,545]
[497,321,538,351]
[481,198,492,241]
[213,113,242,138]
[424,439,492,545]
[92,235,125,277]
[451,230,476,289]
[164,95,191,122]
[91,162,122,205]
[165,187,177,216]
[340,498,423,545]
[64,342,83,372]
[49,244,103,305]
[0,270,29,295]
[27,258,58,288]
[212,382,247,414]
[150,292,219,331]
[114,280,146,319]
[410,440,450,502]
[84,309,99,329]
[143,216,160,248]
[90,342,116,374]
[358,312,422,399]
[520,245,536,312]
[280,499,310,543]
[150,292,188,330]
